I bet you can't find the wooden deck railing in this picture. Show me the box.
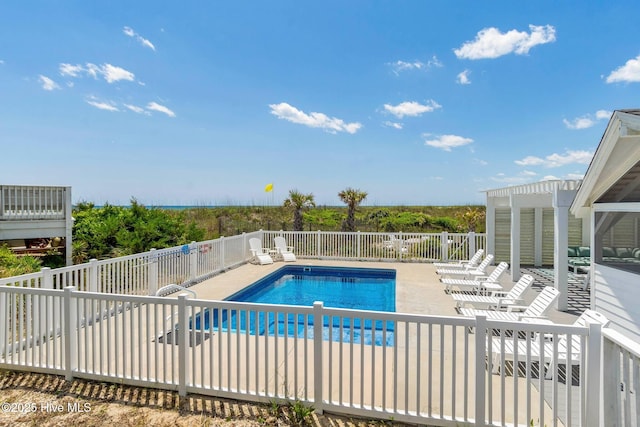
[0,185,70,220]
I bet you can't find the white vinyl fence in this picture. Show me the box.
[260,230,484,262]
[6,229,630,425]
[0,231,484,296]
[0,284,603,426]
[602,328,640,426]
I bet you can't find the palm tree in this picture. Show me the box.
[338,188,368,232]
[283,190,316,231]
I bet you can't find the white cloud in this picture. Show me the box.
[388,55,442,74]
[522,170,537,176]
[384,100,441,119]
[454,24,556,60]
[59,63,84,77]
[86,97,119,112]
[102,64,135,83]
[606,55,640,83]
[38,75,60,91]
[542,175,560,181]
[514,150,593,167]
[383,121,403,129]
[563,110,611,129]
[123,26,156,51]
[424,134,473,151]
[457,69,471,85]
[58,63,135,84]
[269,102,362,134]
[147,102,176,117]
[563,117,595,130]
[125,104,150,115]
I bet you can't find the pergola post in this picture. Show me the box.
[553,189,574,311]
[510,195,522,282]
[485,197,496,263]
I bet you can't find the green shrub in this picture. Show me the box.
[0,246,41,278]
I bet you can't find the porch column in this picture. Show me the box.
[553,190,573,311]
[64,186,73,266]
[534,208,543,266]
[510,195,522,281]
[485,196,496,262]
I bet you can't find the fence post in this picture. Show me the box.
[0,287,6,357]
[220,237,226,269]
[313,302,324,414]
[148,249,158,296]
[63,286,77,381]
[178,293,190,397]
[189,241,198,283]
[441,232,449,262]
[600,332,618,427]
[317,230,321,258]
[242,232,247,261]
[585,321,603,427]
[474,315,487,427]
[357,231,361,259]
[398,231,403,261]
[468,232,476,260]
[42,267,53,289]
[89,259,98,292]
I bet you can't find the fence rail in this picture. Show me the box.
[0,231,483,296]
[1,229,634,425]
[0,285,602,426]
[602,328,640,426]
[260,230,484,262]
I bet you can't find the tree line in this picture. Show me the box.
[0,189,485,274]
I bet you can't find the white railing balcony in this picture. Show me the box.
[0,185,70,221]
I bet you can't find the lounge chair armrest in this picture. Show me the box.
[506,304,528,313]
[495,297,524,309]
[490,290,509,297]
[475,275,490,282]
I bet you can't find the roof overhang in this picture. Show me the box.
[570,110,640,218]
[484,180,581,199]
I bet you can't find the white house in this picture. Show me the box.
[571,109,640,341]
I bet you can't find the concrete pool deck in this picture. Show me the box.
[171,260,586,425]
[187,259,581,324]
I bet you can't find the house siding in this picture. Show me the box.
[594,264,640,342]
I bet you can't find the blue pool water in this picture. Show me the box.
[190,266,396,345]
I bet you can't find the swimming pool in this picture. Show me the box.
[190,265,396,345]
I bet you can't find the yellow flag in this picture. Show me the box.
[264,183,273,193]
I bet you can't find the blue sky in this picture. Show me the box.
[2,1,640,206]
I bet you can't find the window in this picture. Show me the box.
[594,210,640,274]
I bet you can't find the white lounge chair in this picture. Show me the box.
[436,254,494,279]
[274,236,297,262]
[459,286,560,321]
[452,274,534,310]
[440,261,508,294]
[432,249,484,269]
[489,309,609,378]
[249,238,274,265]
[383,234,409,254]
